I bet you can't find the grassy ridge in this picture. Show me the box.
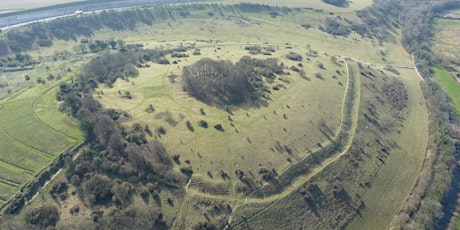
[347,67,428,229]
[0,3,431,229]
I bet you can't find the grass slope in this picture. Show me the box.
[346,67,428,229]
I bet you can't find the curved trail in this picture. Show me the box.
[172,57,362,229]
[228,58,361,228]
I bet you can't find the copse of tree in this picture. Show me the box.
[182,56,284,107]
[323,0,348,7]
[82,174,114,206]
[25,204,60,228]
[182,58,253,105]
[320,17,350,36]
[286,52,303,61]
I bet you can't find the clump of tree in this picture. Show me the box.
[0,53,35,68]
[286,52,303,61]
[323,0,348,7]
[245,45,263,55]
[0,6,182,55]
[182,56,284,107]
[384,64,400,75]
[25,204,60,229]
[320,17,350,36]
[301,23,312,29]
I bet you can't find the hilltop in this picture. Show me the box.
[0,1,457,229]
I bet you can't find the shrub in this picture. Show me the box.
[321,17,350,36]
[286,52,303,61]
[157,58,170,65]
[26,204,60,228]
[198,120,208,128]
[82,174,113,206]
[214,124,224,132]
[193,50,201,55]
[315,72,324,80]
[301,23,312,29]
[145,104,155,113]
[186,120,194,132]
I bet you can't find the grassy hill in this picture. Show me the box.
[0,1,435,229]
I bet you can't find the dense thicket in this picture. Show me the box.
[320,17,350,36]
[182,56,284,107]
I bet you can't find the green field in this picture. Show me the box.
[0,62,83,206]
[432,67,460,118]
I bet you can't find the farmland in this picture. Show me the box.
[0,60,83,207]
[0,1,448,229]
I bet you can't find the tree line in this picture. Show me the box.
[357,0,460,228]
